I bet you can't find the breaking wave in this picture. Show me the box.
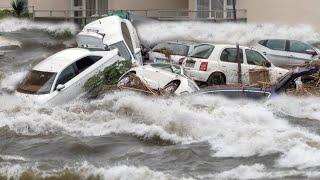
[0,17,78,36]
[136,21,320,46]
[0,162,186,180]
[202,164,320,179]
[1,92,320,169]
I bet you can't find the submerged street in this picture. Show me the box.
[1,18,320,179]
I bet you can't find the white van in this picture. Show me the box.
[77,15,143,66]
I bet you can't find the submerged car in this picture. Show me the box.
[15,48,122,105]
[147,41,197,64]
[77,15,143,66]
[118,64,200,96]
[251,39,320,67]
[192,65,319,100]
[182,44,288,86]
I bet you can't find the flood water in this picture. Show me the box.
[1,18,320,180]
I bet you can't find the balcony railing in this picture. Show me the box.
[0,7,247,24]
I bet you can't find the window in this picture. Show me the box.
[189,44,214,59]
[197,0,210,18]
[289,40,312,54]
[110,41,131,60]
[152,43,189,56]
[220,48,243,63]
[56,64,78,88]
[121,22,134,53]
[75,56,102,73]
[245,49,269,66]
[197,0,236,18]
[17,70,57,94]
[266,40,286,51]
[258,40,267,46]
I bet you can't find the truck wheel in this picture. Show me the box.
[207,72,226,86]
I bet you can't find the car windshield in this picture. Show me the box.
[149,63,182,75]
[17,70,57,94]
[189,44,214,59]
[110,41,131,60]
[152,43,189,56]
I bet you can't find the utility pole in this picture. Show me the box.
[236,43,242,84]
[232,0,237,21]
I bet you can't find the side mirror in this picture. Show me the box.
[56,84,65,91]
[306,49,316,55]
[134,48,141,55]
[265,61,271,67]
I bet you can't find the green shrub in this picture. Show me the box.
[84,60,132,97]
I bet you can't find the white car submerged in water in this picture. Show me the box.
[77,15,143,66]
[15,48,123,105]
[118,63,200,96]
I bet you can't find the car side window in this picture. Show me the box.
[266,40,286,51]
[245,49,269,66]
[121,22,134,54]
[289,40,312,54]
[220,48,243,63]
[75,56,102,73]
[55,64,78,88]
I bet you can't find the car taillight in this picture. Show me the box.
[179,57,185,64]
[199,62,208,71]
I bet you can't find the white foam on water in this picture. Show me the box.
[0,17,78,35]
[202,164,320,179]
[0,155,27,161]
[0,36,21,47]
[0,71,27,92]
[136,21,320,46]
[0,162,191,180]
[1,92,320,169]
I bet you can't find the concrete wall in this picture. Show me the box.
[108,0,189,10]
[0,1,11,9]
[28,0,71,17]
[237,0,320,30]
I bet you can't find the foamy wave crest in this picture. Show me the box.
[0,17,78,36]
[136,21,320,46]
[0,162,188,180]
[2,92,320,169]
[202,164,320,179]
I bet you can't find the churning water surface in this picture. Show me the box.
[1,18,320,180]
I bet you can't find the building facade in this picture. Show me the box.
[1,0,320,30]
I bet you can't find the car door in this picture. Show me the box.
[219,48,247,84]
[287,40,314,65]
[245,49,273,83]
[263,39,289,67]
[48,63,79,104]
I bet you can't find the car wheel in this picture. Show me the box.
[207,72,226,86]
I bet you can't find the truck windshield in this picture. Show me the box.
[17,70,57,94]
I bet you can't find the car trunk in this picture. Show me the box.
[77,31,105,50]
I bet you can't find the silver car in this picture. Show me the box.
[147,41,197,64]
[251,39,320,68]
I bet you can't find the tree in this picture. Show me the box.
[11,0,28,17]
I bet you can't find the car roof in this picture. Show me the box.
[156,41,198,46]
[32,48,93,72]
[197,43,250,49]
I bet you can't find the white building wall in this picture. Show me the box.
[237,0,320,30]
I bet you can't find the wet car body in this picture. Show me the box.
[118,63,200,96]
[15,48,122,105]
[147,41,197,64]
[191,65,319,100]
